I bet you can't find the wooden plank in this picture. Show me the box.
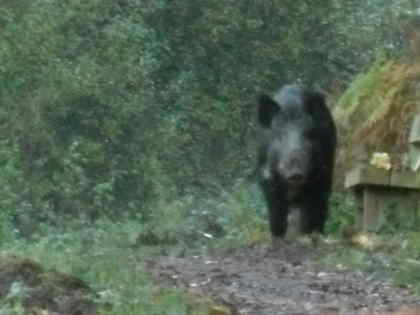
[409,137,420,144]
[345,166,390,188]
[390,170,420,189]
[363,187,383,232]
[409,115,420,144]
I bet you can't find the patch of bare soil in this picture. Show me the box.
[146,243,420,315]
[0,255,100,315]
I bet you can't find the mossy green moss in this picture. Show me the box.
[334,57,420,166]
[334,59,395,132]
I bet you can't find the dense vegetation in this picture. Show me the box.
[1,1,420,313]
[1,0,416,227]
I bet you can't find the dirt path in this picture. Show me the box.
[146,243,420,315]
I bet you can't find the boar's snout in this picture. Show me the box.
[285,173,305,187]
[278,153,309,187]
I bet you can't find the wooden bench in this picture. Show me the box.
[345,166,420,231]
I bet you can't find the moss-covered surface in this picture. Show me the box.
[0,255,99,314]
[334,57,420,175]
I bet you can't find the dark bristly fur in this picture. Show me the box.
[257,84,337,238]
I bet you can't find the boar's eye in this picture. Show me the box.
[306,91,327,118]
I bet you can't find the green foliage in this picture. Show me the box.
[391,232,420,294]
[0,178,267,312]
[134,180,268,250]
[0,1,171,222]
[0,302,26,315]
[0,141,23,243]
[0,0,416,232]
[325,193,356,234]
[319,231,420,296]
[212,181,269,245]
[333,57,392,130]
[394,260,420,295]
[0,217,224,315]
[1,0,420,311]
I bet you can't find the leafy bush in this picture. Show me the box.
[132,180,268,250]
[325,193,356,234]
[0,141,24,242]
[0,217,207,315]
[0,0,417,234]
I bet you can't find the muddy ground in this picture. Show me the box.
[146,242,420,315]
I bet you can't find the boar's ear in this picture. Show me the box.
[306,91,327,116]
[306,91,336,134]
[258,94,279,127]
